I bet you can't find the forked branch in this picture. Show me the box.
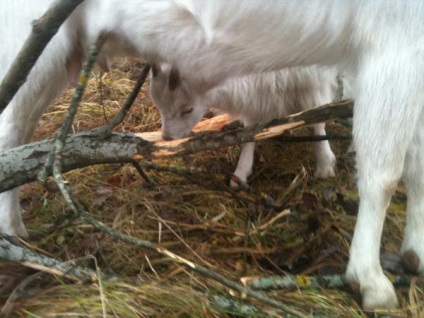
[0,100,353,193]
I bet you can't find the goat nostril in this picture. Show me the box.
[161,132,174,141]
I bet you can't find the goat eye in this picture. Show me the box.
[181,108,193,116]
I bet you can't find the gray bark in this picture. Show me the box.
[0,100,353,193]
[0,0,85,114]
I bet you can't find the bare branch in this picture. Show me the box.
[39,36,104,184]
[50,39,103,215]
[77,207,305,317]
[242,273,416,291]
[0,0,84,115]
[97,64,151,134]
[0,238,99,282]
[0,100,353,193]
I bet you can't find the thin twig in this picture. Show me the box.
[131,160,156,186]
[96,64,151,135]
[78,208,305,317]
[275,133,351,143]
[54,36,103,159]
[38,36,103,184]
[333,74,345,104]
[117,64,155,187]
[90,255,107,318]
[227,174,279,207]
[42,151,305,318]
[51,175,305,317]
[140,160,209,175]
[206,293,277,317]
[0,272,45,318]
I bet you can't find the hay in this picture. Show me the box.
[0,58,419,317]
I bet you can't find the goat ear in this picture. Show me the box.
[151,63,159,77]
[168,67,181,91]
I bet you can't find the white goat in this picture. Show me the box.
[1,0,423,310]
[150,64,339,187]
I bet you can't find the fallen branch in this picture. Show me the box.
[206,293,279,317]
[50,39,103,224]
[0,100,353,192]
[32,47,304,315]
[39,137,306,316]
[0,0,85,114]
[242,273,418,291]
[77,207,305,317]
[0,238,99,283]
[275,133,351,143]
[139,159,208,175]
[134,100,353,158]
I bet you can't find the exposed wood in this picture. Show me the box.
[0,100,353,193]
[138,113,234,142]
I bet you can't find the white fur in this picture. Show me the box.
[1,0,423,310]
[150,65,339,186]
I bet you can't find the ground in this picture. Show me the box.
[0,59,421,317]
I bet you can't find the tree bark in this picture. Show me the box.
[0,100,353,192]
[0,239,98,282]
[0,0,84,114]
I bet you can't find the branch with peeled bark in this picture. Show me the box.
[0,100,353,193]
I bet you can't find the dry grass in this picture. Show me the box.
[0,58,422,317]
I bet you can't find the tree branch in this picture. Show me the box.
[96,64,151,134]
[39,36,103,184]
[242,273,417,291]
[0,238,99,282]
[76,204,305,317]
[0,0,85,115]
[0,100,353,193]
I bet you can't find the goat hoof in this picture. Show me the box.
[229,174,247,190]
[346,267,398,311]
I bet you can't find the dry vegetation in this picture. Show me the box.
[0,59,422,317]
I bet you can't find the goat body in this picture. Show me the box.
[150,64,340,186]
[1,0,423,310]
